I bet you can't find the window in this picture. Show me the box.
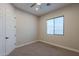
[47,16,64,35]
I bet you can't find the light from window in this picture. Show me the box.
[47,16,64,35]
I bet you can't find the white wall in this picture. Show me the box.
[15,9,38,46]
[39,4,79,50]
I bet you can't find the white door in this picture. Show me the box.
[0,8,5,56]
[5,8,16,55]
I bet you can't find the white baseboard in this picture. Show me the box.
[38,40,79,53]
[16,40,38,48]
[16,39,79,53]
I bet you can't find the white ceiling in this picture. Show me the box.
[12,3,70,16]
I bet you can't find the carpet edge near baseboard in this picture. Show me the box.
[38,40,79,53]
[16,40,38,48]
[16,40,79,53]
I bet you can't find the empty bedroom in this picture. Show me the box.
[0,3,79,56]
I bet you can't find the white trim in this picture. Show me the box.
[39,40,79,53]
[16,40,38,48]
[16,40,79,53]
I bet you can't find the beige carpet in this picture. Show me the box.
[9,42,79,56]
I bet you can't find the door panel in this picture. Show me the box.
[5,8,16,55]
[0,8,16,56]
[0,8,5,56]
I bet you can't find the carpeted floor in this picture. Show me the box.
[9,42,79,56]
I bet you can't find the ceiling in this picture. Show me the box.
[12,3,70,16]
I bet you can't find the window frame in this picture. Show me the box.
[47,15,64,36]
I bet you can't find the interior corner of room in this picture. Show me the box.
[0,3,79,56]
